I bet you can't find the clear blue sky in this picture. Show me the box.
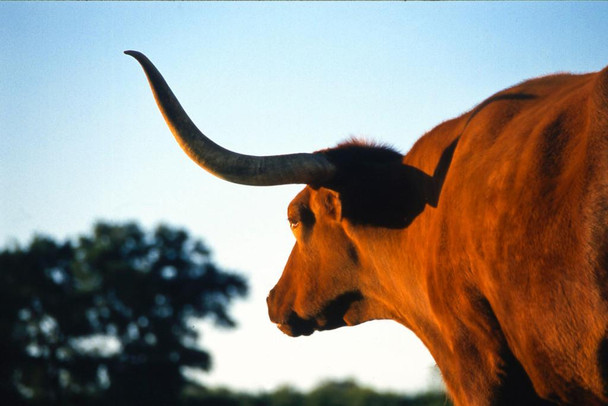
[2,2,608,394]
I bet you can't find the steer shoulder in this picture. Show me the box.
[413,69,608,405]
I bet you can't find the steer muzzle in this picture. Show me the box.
[267,289,364,337]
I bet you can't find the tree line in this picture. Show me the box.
[183,380,450,406]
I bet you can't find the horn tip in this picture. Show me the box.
[124,50,143,60]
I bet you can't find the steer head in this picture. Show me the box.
[126,51,435,337]
[267,143,435,336]
[268,186,364,336]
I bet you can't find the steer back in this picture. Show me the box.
[127,51,608,405]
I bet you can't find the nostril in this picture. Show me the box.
[266,288,276,310]
[266,290,280,323]
[267,288,274,303]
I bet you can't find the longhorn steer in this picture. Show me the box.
[126,51,608,405]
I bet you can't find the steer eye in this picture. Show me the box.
[287,204,314,233]
[288,218,300,229]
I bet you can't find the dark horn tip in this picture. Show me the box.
[124,50,145,60]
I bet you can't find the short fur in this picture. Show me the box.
[267,66,608,405]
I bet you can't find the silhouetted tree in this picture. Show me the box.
[0,221,247,405]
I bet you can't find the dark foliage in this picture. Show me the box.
[0,221,247,405]
[183,380,451,406]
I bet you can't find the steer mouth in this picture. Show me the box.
[274,291,364,337]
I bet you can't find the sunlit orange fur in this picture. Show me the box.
[268,67,608,405]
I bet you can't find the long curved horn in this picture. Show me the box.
[125,51,335,186]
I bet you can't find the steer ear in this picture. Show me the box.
[313,188,342,222]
